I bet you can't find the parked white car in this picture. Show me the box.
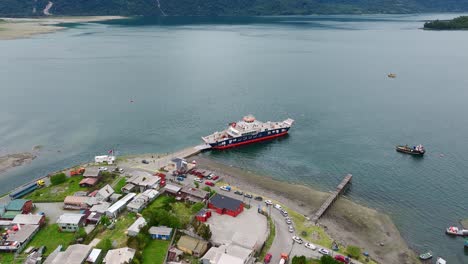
[265,200,273,206]
[318,248,330,255]
[98,167,108,171]
[274,204,282,210]
[220,186,231,192]
[292,236,303,244]
[304,242,317,250]
[288,225,294,233]
[194,177,203,183]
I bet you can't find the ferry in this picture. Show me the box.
[202,115,294,149]
[396,144,425,156]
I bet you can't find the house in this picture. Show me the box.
[90,202,111,214]
[6,199,33,214]
[12,214,45,226]
[109,193,122,203]
[0,224,40,252]
[180,186,209,203]
[95,155,116,164]
[86,212,103,225]
[167,247,184,262]
[171,157,188,172]
[127,189,159,213]
[149,226,173,240]
[201,243,254,264]
[79,177,99,187]
[163,184,181,196]
[127,217,146,237]
[208,194,243,217]
[126,172,160,192]
[56,213,85,232]
[44,244,92,264]
[121,183,136,194]
[83,167,102,178]
[64,196,90,210]
[103,247,136,264]
[86,248,102,263]
[106,193,136,218]
[95,184,115,202]
[177,235,208,257]
[196,209,212,222]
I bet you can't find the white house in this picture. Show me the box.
[95,155,116,164]
[127,189,159,213]
[56,213,85,232]
[127,217,147,237]
[106,193,136,218]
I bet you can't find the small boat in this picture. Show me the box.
[436,257,447,264]
[388,73,397,78]
[419,252,433,260]
[446,226,468,236]
[396,144,425,156]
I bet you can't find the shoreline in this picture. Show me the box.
[0,16,126,40]
[194,155,419,264]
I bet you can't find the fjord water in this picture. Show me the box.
[1,14,468,262]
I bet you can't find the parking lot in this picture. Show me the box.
[34,202,68,222]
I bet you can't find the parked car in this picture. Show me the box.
[318,248,330,255]
[264,253,272,263]
[234,190,244,195]
[334,255,350,264]
[304,242,317,250]
[118,168,124,173]
[274,204,282,210]
[220,186,231,192]
[244,193,253,199]
[177,176,184,181]
[254,196,263,201]
[98,167,108,171]
[292,236,303,244]
[265,200,273,206]
[205,181,214,186]
[142,160,149,164]
[286,219,292,224]
[288,225,294,233]
[211,175,220,180]
[194,177,203,183]
[206,173,213,180]
[281,210,289,217]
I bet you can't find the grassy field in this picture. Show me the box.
[113,177,126,194]
[287,208,376,264]
[258,216,275,260]
[96,212,137,248]
[27,224,76,255]
[142,240,170,264]
[24,176,87,202]
[145,195,172,211]
[0,252,20,264]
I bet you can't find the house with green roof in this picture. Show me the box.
[0,199,33,220]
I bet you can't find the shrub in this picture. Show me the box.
[194,182,199,188]
[320,255,341,264]
[96,238,113,251]
[191,202,205,214]
[50,173,67,185]
[346,245,361,259]
[292,256,307,264]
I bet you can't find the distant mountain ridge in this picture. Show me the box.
[2,0,468,17]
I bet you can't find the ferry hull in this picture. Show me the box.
[210,128,290,149]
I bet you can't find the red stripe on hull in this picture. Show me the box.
[213,131,288,150]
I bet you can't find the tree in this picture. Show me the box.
[197,223,212,240]
[50,173,67,185]
[194,182,199,188]
[346,245,361,259]
[320,255,341,264]
[291,256,307,264]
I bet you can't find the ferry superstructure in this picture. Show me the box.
[202,115,294,149]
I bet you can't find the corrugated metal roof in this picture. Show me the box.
[56,213,85,225]
[12,214,43,225]
[6,199,30,211]
[149,226,173,236]
[107,193,136,214]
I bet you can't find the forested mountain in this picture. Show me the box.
[424,16,468,29]
[2,0,468,17]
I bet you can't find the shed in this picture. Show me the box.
[149,226,173,240]
[177,235,208,257]
[79,177,99,187]
[127,217,146,237]
[208,194,243,217]
[196,209,212,222]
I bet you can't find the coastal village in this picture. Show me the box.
[0,145,383,264]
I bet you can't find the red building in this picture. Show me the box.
[208,194,243,217]
[196,209,212,222]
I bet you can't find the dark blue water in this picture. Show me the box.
[1,14,468,263]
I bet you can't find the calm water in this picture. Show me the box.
[1,14,468,263]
